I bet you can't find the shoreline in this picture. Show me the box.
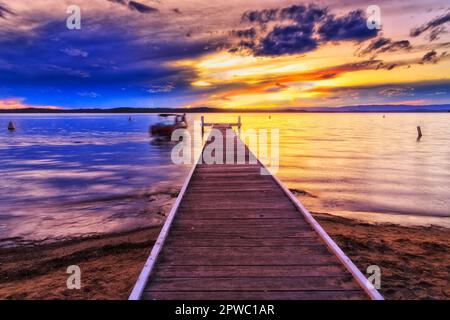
[0,212,448,300]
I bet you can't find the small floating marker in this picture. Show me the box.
[417,126,423,141]
[8,121,15,131]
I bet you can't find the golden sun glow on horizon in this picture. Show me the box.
[0,98,60,110]
[172,42,450,109]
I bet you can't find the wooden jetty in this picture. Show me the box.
[130,121,383,300]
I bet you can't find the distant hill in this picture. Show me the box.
[1,104,449,113]
[299,104,450,112]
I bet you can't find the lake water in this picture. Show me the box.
[1,113,449,244]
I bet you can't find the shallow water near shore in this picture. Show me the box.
[0,114,189,245]
[0,113,449,244]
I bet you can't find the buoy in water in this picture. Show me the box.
[8,121,15,131]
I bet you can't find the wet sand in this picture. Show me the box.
[0,226,160,300]
[0,195,448,300]
[315,213,449,299]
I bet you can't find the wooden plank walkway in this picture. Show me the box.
[130,125,383,300]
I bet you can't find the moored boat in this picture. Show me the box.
[150,114,187,139]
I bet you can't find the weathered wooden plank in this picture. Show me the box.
[191,171,264,177]
[182,194,288,202]
[173,218,308,228]
[153,265,348,278]
[164,237,324,247]
[196,167,261,173]
[170,228,314,237]
[186,187,277,194]
[145,276,360,292]
[158,253,340,266]
[168,230,319,238]
[179,202,295,210]
[185,189,286,196]
[164,245,330,256]
[187,181,274,189]
[171,222,310,230]
[175,208,299,219]
[142,290,368,300]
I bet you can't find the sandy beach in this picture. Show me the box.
[0,188,448,300]
[315,214,449,300]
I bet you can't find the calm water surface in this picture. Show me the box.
[208,113,450,228]
[0,114,190,244]
[0,113,449,244]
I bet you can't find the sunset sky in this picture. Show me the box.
[0,0,449,109]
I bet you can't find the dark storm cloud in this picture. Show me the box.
[128,1,158,14]
[318,10,378,41]
[258,25,318,55]
[242,8,279,24]
[234,28,257,39]
[107,0,127,4]
[107,0,158,14]
[410,11,450,41]
[0,15,215,97]
[234,4,379,56]
[359,37,412,56]
[421,50,438,63]
[279,4,327,23]
[0,2,15,19]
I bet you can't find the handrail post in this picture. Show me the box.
[238,116,241,136]
[201,116,204,137]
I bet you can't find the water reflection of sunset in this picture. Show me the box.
[194,113,450,228]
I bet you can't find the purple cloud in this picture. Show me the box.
[410,11,450,41]
[234,4,379,56]
[0,2,15,19]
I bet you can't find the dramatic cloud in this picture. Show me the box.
[0,2,15,19]
[128,1,158,14]
[358,37,412,56]
[107,0,158,14]
[258,25,318,55]
[233,28,257,39]
[379,87,414,97]
[318,10,378,41]
[421,50,438,63]
[410,11,450,41]
[242,8,279,24]
[234,4,379,56]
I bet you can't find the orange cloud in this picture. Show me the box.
[0,98,61,110]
